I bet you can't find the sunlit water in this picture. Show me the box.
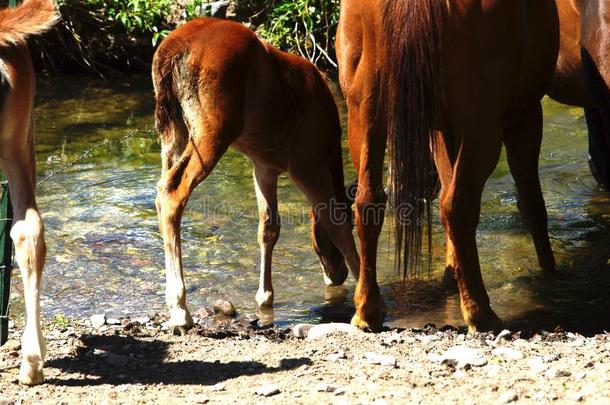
[7,75,610,332]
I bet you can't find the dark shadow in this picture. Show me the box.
[45,333,311,387]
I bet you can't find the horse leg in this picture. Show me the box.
[290,165,361,293]
[1,124,46,386]
[585,107,610,190]
[505,102,555,272]
[441,122,504,333]
[253,165,280,308]
[156,135,230,335]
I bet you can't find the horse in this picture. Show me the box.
[548,0,610,190]
[337,0,559,332]
[152,17,360,334]
[0,0,58,386]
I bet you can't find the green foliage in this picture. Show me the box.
[256,0,339,66]
[57,0,172,46]
[53,314,70,330]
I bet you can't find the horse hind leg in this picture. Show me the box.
[253,165,280,308]
[505,102,555,272]
[156,124,233,335]
[1,122,47,386]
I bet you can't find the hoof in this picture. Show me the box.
[351,312,383,332]
[19,361,44,386]
[255,289,274,308]
[465,308,504,333]
[169,308,194,336]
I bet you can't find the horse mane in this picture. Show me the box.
[0,0,58,47]
[381,0,446,278]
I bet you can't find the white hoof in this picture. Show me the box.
[255,289,274,308]
[168,308,193,335]
[19,358,44,386]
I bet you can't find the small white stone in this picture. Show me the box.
[255,383,280,397]
[364,352,397,368]
[491,347,524,360]
[434,346,487,368]
[498,391,518,403]
[90,314,106,329]
[292,323,314,338]
[307,323,362,339]
[134,316,151,325]
[106,318,121,325]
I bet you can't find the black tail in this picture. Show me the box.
[381,0,445,277]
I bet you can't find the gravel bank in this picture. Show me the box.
[1,313,609,404]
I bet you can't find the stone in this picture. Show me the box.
[307,323,362,339]
[364,352,397,368]
[210,383,225,392]
[431,346,487,368]
[255,383,280,397]
[498,391,518,403]
[106,353,128,367]
[1,339,20,352]
[491,347,524,360]
[527,356,548,374]
[325,351,347,362]
[90,314,106,329]
[292,323,314,338]
[316,383,337,393]
[106,318,121,326]
[134,316,151,325]
[213,300,236,317]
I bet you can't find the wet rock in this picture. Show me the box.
[491,347,524,360]
[307,323,362,339]
[365,352,397,368]
[430,346,487,368]
[1,340,20,352]
[90,314,106,329]
[255,383,280,397]
[106,353,128,367]
[213,300,236,317]
[498,391,518,403]
[292,323,314,338]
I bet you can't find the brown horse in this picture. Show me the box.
[337,0,559,332]
[153,18,359,334]
[0,0,57,385]
[549,0,610,189]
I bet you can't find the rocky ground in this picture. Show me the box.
[1,307,610,404]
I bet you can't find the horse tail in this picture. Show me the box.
[382,0,445,277]
[152,40,189,147]
[0,0,58,47]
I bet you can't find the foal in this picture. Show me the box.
[153,18,359,334]
[0,0,58,385]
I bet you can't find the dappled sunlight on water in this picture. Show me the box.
[7,76,610,332]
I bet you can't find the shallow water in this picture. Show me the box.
[7,75,610,332]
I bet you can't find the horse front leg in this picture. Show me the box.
[253,165,280,308]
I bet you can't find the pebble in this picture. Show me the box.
[491,347,524,360]
[498,391,518,403]
[527,356,548,374]
[292,323,314,338]
[210,383,225,392]
[1,339,20,352]
[106,353,128,367]
[430,346,487,368]
[106,318,121,326]
[307,323,362,339]
[365,352,397,368]
[90,314,106,329]
[255,383,280,397]
[316,383,338,393]
[134,316,151,325]
[213,300,236,317]
[325,350,347,362]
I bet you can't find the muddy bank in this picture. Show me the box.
[1,313,609,404]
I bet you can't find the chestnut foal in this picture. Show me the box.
[153,18,359,334]
[0,0,58,385]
